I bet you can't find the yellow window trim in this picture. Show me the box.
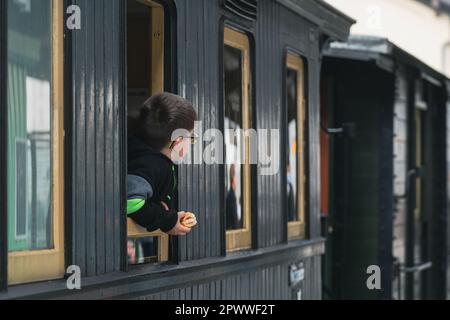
[126,0,169,263]
[8,0,65,285]
[127,219,169,262]
[286,52,306,240]
[224,27,252,252]
[415,109,423,221]
[150,1,164,94]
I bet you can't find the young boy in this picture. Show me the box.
[127,92,197,236]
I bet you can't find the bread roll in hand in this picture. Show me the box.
[180,212,197,228]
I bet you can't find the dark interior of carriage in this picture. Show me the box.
[126,0,160,265]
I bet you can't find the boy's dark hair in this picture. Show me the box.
[135,93,197,151]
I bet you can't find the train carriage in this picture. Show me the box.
[0,0,354,299]
[320,36,450,300]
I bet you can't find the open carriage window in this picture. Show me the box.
[223,27,253,252]
[6,0,65,285]
[286,52,306,240]
[126,0,169,264]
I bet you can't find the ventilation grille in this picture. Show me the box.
[224,0,258,21]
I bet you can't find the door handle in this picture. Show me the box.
[401,261,432,274]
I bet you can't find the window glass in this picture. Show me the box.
[127,237,159,265]
[127,0,152,118]
[287,68,298,223]
[7,0,53,252]
[286,53,306,240]
[224,45,244,231]
[223,27,252,251]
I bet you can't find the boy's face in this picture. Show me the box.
[170,130,194,162]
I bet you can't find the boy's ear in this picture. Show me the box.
[169,136,184,149]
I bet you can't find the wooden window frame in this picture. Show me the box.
[7,0,65,285]
[415,108,424,221]
[0,0,8,292]
[126,0,169,263]
[414,81,427,222]
[224,27,252,252]
[286,52,306,240]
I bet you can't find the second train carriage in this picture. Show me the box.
[320,36,450,300]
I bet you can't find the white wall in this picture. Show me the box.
[324,0,450,77]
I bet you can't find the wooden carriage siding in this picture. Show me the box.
[0,0,354,299]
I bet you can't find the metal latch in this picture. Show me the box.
[401,261,432,274]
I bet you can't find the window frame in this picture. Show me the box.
[415,108,424,221]
[223,26,252,252]
[6,0,65,285]
[285,52,306,241]
[0,0,8,292]
[126,0,169,264]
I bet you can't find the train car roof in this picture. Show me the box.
[323,35,450,86]
[417,0,450,17]
[275,0,356,41]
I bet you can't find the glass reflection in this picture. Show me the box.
[127,237,159,265]
[7,0,53,251]
[224,45,244,230]
[287,68,299,222]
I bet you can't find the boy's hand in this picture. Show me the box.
[166,211,192,236]
[161,202,192,236]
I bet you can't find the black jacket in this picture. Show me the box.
[127,134,179,232]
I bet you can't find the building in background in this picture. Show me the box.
[323,0,450,77]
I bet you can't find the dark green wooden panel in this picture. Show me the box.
[70,0,125,276]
